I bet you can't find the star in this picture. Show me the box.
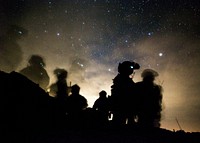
[159,53,163,57]
[148,32,154,36]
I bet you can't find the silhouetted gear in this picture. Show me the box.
[118,61,140,75]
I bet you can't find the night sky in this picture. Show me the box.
[1,0,200,132]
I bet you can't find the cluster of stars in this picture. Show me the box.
[2,0,200,132]
[8,0,199,71]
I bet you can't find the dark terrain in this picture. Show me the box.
[0,71,199,143]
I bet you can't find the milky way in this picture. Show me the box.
[1,0,200,132]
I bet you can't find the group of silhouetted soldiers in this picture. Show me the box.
[110,61,163,128]
[17,55,163,129]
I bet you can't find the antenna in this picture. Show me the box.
[175,117,182,130]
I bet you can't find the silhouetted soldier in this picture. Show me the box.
[93,90,110,124]
[110,61,140,126]
[48,68,70,119]
[49,68,70,98]
[0,25,28,72]
[67,84,88,128]
[19,55,50,90]
[67,84,88,113]
[136,69,163,128]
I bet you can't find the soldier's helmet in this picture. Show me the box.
[141,69,159,80]
[71,84,80,93]
[99,90,107,98]
[54,68,68,79]
[28,55,46,67]
[118,61,140,75]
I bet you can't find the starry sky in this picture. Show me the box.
[1,0,200,132]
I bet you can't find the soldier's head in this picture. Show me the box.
[28,55,46,68]
[141,69,159,82]
[54,68,68,80]
[99,90,107,98]
[71,84,80,94]
[118,61,140,76]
